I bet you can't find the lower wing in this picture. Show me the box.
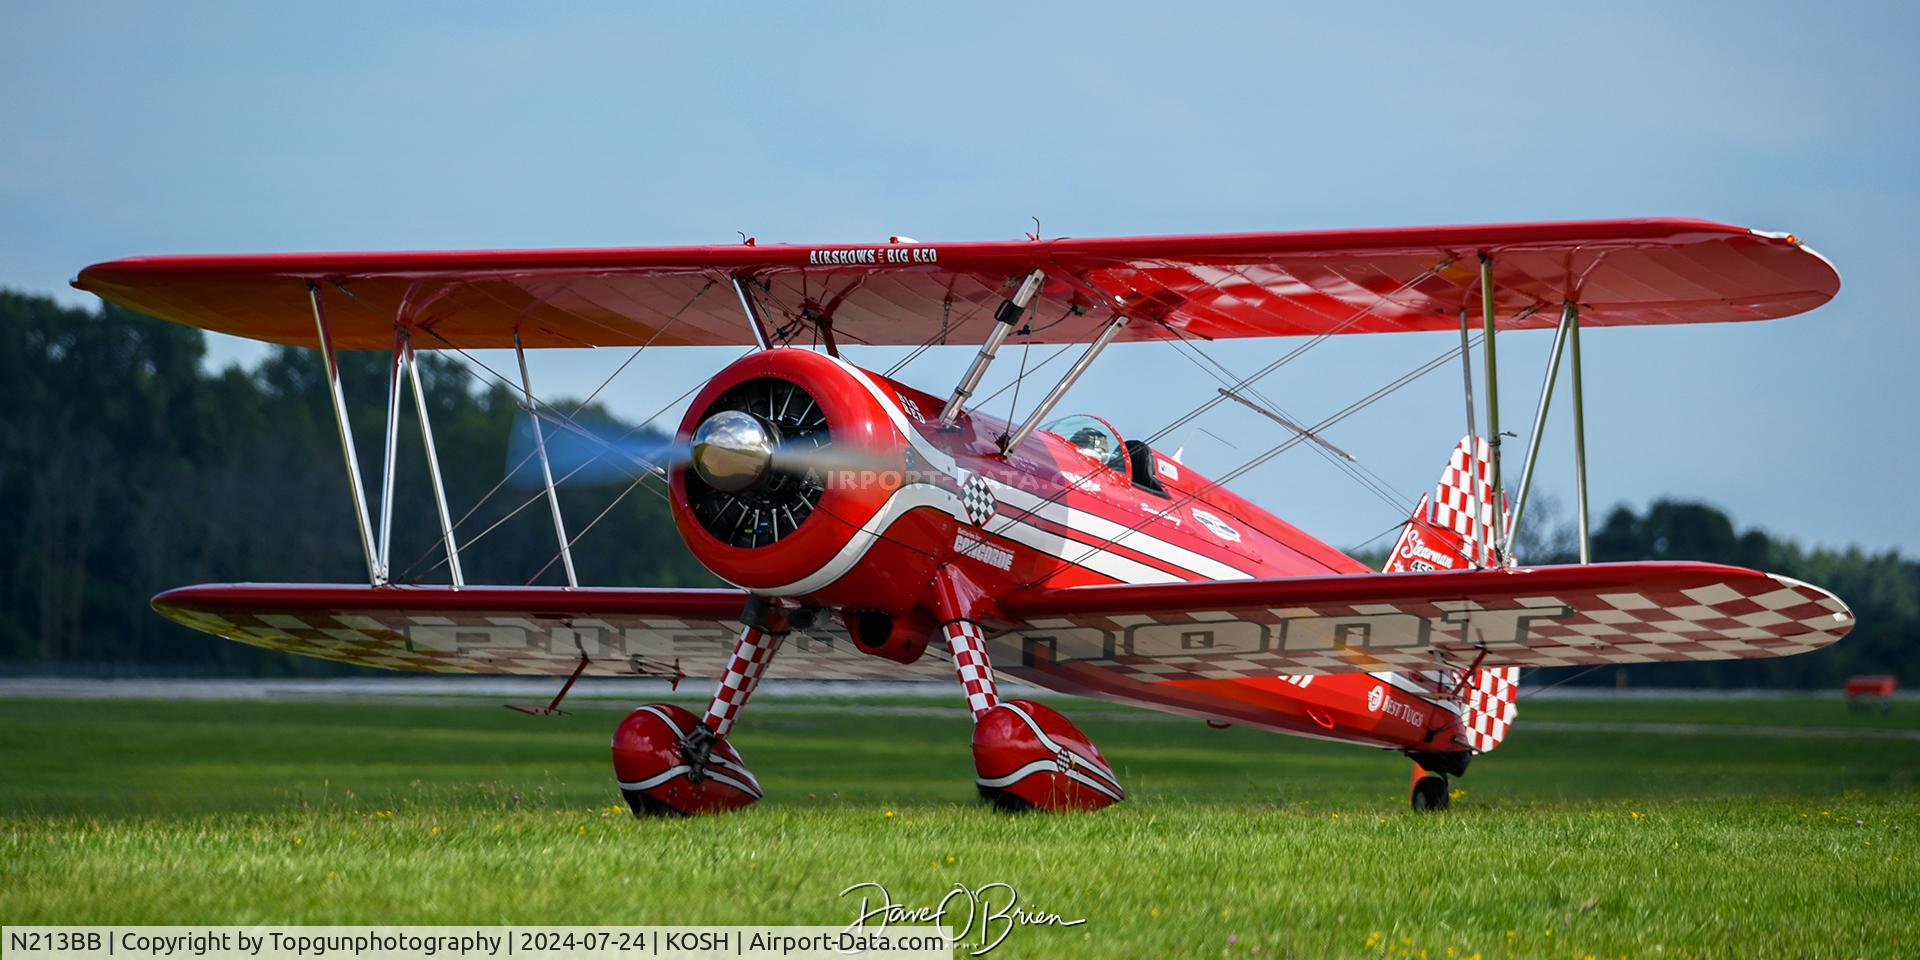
[987,561,1851,683]
[152,583,953,682]
[155,561,1850,687]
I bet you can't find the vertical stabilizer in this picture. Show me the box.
[1382,436,1506,572]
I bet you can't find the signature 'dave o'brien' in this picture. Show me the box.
[92,219,1853,816]
[841,881,1085,957]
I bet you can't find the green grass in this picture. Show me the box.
[2,695,1916,958]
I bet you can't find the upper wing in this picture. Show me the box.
[74,219,1837,350]
[152,583,952,681]
[985,561,1852,684]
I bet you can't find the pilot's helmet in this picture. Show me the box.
[1068,427,1113,460]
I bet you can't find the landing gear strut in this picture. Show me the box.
[935,566,1124,811]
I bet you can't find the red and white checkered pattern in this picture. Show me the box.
[1429,436,1499,567]
[1458,666,1518,752]
[153,596,955,682]
[701,625,785,737]
[945,618,1000,720]
[898,393,927,424]
[959,471,997,527]
[996,568,1852,686]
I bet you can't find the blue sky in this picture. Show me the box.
[4,1,1914,555]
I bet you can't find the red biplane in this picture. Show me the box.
[75,218,1853,814]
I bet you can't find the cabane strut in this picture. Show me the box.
[1002,313,1132,453]
[939,270,1046,424]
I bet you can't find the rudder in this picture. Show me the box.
[1382,436,1503,573]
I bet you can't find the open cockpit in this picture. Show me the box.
[1040,414,1168,496]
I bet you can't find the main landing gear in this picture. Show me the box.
[933,565,1124,812]
[942,617,1126,811]
[610,571,1125,816]
[611,601,786,817]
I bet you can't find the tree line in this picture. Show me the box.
[1,289,1911,686]
[1528,498,1913,688]
[1,289,710,675]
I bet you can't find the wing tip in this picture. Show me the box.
[1747,227,1843,304]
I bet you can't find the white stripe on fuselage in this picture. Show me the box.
[740,355,1454,750]
[985,478,1251,582]
[832,358,1457,744]
[819,357,1254,585]
[758,483,965,595]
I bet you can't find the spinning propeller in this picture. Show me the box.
[681,377,837,549]
[509,376,894,550]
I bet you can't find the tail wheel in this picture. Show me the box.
[1410,774,1451,811]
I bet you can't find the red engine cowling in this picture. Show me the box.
[670,350,947,612]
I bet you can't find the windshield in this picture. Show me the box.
[1041,415,1126,473]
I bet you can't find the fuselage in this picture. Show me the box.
[669,350,1469,756]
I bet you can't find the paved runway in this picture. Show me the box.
[0,676,966,703]
[1,676,1904,702]
[2,678,1912,741]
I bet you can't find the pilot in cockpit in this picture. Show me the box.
[1036,412,1136,476]
[1042,414,1129,474]
[1042,414,1172,496]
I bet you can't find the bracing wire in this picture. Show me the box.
[1161,333,1415,520]
[1040,333,1482,583]
[1138,259,1451,449]
[1005,341,1031,433]
[397,353,752,583]
[976,259,1450,548]
[390,281,731,583]
[525,467,652,585]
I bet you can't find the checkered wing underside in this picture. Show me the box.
[153,584,954,681]
[991,562,1853,686]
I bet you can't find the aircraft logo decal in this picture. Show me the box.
[1191,509,1242,543]
[807,246,940,265]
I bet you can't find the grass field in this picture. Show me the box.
[2,694,1916,958]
